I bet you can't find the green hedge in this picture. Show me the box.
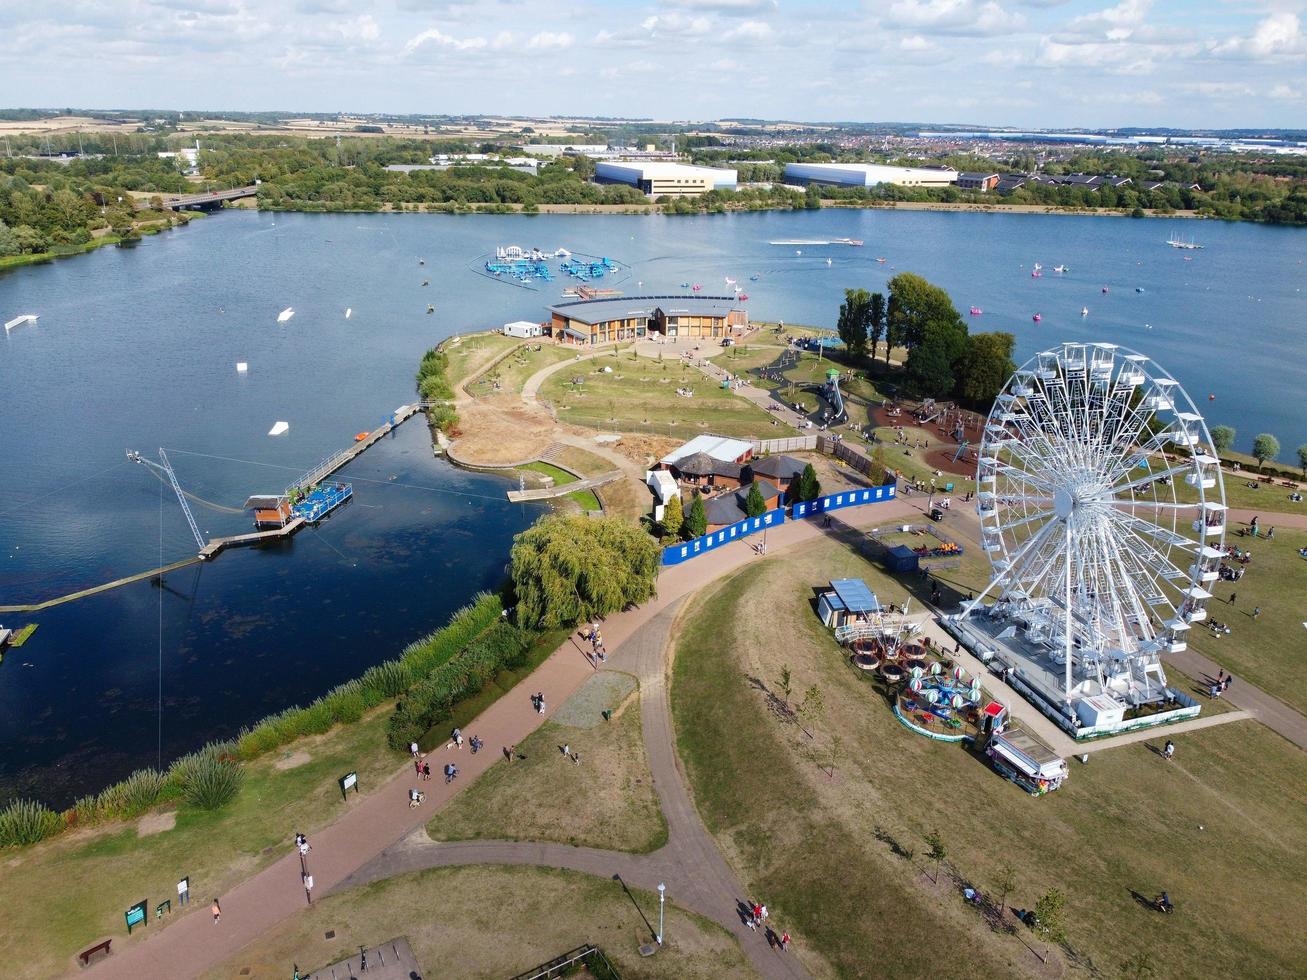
[386,621,532,750]
[417,345,458,433]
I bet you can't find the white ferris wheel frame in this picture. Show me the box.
[962,342,1228,703]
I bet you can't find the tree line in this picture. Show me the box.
[836,273,1016,406]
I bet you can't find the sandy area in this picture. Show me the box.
[273,750,311,771]
[136,811,177,837]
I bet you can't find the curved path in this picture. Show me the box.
[86,498,922,980]
[340,601,812,979]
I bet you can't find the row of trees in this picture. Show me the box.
[836,274,1016,404]
[1211,426,1307,475]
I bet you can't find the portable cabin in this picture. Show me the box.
[986,728,1068,796]
[246,494,293,529]
[818,578,880,628]
[503,320,543,339]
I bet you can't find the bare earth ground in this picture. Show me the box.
[200,866,749,980]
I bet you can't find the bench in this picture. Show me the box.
[79,939,112,967]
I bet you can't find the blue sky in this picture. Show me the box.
[2,0,1305,128]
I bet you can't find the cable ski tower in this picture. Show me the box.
[128,448,205,552]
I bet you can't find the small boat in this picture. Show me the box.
[345,308,352,319]
[236,362,248,373]
[1032,313,1042,322]
[738,293,749,301]
[1135,287,1145,293]
[795,250,802,256]
[725,277,737,285]
[750,274,760,281]
[1081,307,1089,317]
[419,258,425,265]
[277,307,295,323]
[826,258,833,267]
[692,284,702,292]
[680,282,690,288]
[1102,286,1110,294]
[1054,265,1069,273]
[969,307,983,316]
[354,432,369,442]
[876,257,887,263]
[268,421,289,437]
[4,314,38,332]
[421,280,429,287]
[1033,262,1042,271]
[426,304,434,314]
[1031,269,1042,278]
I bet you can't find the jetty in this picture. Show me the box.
[5,314,38,332]
[0,558,202,615]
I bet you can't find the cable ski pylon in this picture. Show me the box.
[958,342,1227,710]
[128,448,205,552]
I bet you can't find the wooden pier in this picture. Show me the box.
[199,517,306,560]
[0,558,202,614]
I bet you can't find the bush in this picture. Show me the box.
[94,768,166,820]
[0,799,64,846]
[181,755,245,810]
[361,659,412,698]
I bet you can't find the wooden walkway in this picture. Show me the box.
[0,557,202,614]
[198,517,306,560]
[506,469,623,502]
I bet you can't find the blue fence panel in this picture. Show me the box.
[790,482,896,520]
[661,507,786,566]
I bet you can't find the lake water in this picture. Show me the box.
[2,208,1305,805]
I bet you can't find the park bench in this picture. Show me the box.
[78,938,112,966]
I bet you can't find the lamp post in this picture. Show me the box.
[657,882,666,944]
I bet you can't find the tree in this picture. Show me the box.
[685,490,708,539]
[798,463,822,502]
[777,665,793,710]
[887,271,964,352]
[0,220,18,258]
[744,481,767,518]
[662,494,684,540]
[1297,444,1307,478]
[1209,424,1236,455]
[924,828,947,884]
[1252,433,1280,471]
[994,862,1017,915]
[804,183,822,209]
[957,332,1016,406]
[1032,888,1068,945]
[883,293,902,365]
[868,291,887,361]
[904,317,969,397]
[509,515,660,630]
[836,287,871,361]
[798,684,823,739]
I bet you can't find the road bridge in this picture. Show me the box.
[164,185,259,210]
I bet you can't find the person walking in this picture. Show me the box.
[302,872,314,904]
[422,760,431,781]
[1163,740,1175,761]
[409,741,419,759]
[572,751,581,766]
[562,743,570,757]
[1253,606,1263,620]
[1229,592,1236,606]
[781,932,791,951]
[211,899,222,924]
[1224,674,1233,692]
[413,756,422,777]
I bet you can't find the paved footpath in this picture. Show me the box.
[88,498,921,980]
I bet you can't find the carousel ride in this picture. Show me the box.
[950,342,1224,735]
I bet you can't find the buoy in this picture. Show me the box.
[1209,394,1215,400]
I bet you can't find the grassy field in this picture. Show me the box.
[441,332,520,389]
[539,356,778,439]
[467,342,577,398]
[429,684,667,853]
[201,865,750,980]
[0,711,403,980]
[670,537,1307,980]
[1182,525,1307,716]
[519,460,603,512]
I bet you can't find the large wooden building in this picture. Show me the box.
[548,295,749,345]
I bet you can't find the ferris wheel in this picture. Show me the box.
[966,342,1227,704]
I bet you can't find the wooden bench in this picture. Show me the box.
[79,939,112,967]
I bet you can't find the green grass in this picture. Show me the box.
[671,539,1307,979]
[201,865,747,980]
[474,343,577,396]
[429,694,667,853]
[442,332,520,389]
[539,356,779,439]
[1183,525,1307,716]
[516,462,602,512]
[0,711,401,980]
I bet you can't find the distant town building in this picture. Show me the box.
[594,161,737,197]
[783,162,958,188]
[957,172,1000,192]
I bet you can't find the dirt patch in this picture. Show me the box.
[552,671,638,728]
[449,396,557,466]
[136,811,176,837]
[274,750,311,771]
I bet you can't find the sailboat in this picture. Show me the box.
[1166,228,1203,250]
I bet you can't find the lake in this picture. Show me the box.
[1,207,1304,805]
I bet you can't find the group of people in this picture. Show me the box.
[531,691,547,715]
[1209,670,1235,699]
[744,901,791,951]
[583,622,607,666]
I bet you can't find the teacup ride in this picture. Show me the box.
[880,661,906,684]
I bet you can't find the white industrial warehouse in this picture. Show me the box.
[783,162,959,189]
[595,161,738,197]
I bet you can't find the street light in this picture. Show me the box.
[657,882,666,945]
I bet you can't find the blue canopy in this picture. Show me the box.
[828,578,879,614]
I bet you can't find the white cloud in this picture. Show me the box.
[899,34,933,51]
[1269,83,1302,100]
[667,0,779,11]
[725,19,774,41]
[526,30,572,50]
[1210,12,1305,59]
[885,0,1026,36]
[332,14,379,42]
[403,26,487,54]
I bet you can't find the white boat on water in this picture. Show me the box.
[769,238,863,246]
[268,421,289,436]
[1166,229,1203,249]
[277,307,295,323]
[5,314,38,332]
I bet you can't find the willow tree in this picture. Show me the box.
[510,515,660,630]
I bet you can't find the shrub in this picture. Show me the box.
[181,755,245,810]
[95,768,166,820]
[0,799,64,847]
[361,659,411,698]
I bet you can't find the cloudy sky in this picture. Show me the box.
[2,0,1305,128]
